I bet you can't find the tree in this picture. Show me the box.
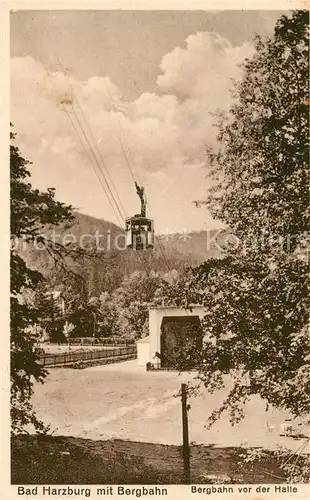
[63,321,75,349]
[30,258,91,342]
[10,126,74,433]
[96,295,120,338]
[152,266,204,308]
[113,272,167,339]
[189,11,309,424]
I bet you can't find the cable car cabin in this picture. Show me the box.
[126,216,154,250]
[126,182,154,250]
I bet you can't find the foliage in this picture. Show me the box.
[152,265,205,308]
[34,270,168,342]
[97,298,121,338]
[112,272,168,339]
[238,444,310,483]
[205,10,309,244]
[30,258,189,343]
[66,271,172,341]
[165,11,310,424]
[63,321,75,347]
[32,274,91,342]
[10,126,74,433]
[22,217,208,300]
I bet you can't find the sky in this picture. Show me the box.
[10,10,287,233]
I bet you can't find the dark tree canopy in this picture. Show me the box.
[10,126,74,433]
[206,10,309,248]
[161,11,309,424]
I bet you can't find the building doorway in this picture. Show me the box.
[160,315,203,369]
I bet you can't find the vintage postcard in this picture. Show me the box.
[1,1,309,499]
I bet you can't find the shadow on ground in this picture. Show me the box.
[11,435,287,484]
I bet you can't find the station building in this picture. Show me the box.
[137,305,207,369]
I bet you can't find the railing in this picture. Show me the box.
[69,337,135,346]
[39,346,137,367]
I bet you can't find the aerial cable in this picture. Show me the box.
[19,19,151,278]
[105,87,174,278]
[47,43,151,276]
[43,25,126,223]
[101,78,174,276]
[62,107,151,274]
[20,20,126,227]
[64,109,124,227]
[67,101,125,222]
[100,83,158,274]
[70,92,151,273]
[101,77,139,188]
[72,97,127,219]
[59,85,151,275]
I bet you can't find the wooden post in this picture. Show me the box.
[181,383,190,484]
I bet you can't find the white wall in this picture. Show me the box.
[137,341,150,367]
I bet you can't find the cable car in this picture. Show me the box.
[126,182,154,250]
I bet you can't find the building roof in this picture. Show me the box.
[148,304,205,310]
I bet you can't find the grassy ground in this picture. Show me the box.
[11,435,287,484]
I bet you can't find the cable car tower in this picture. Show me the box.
[126,182,154,251]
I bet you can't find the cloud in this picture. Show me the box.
[157,31,252,102]
[155,31,253,163]
[10,31,253,230]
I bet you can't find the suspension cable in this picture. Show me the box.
[104,84,175,278]
[45,32,126,224]
[20,17,160,278]
[20,19,125,227]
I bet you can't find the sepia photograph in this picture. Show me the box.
[7,4,309,494]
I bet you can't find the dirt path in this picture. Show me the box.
[31,361,308,452]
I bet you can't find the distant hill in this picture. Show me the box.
[62,212,123,247]
[157,228,227,263]
[53,212,226,259]
[19,211,227,296]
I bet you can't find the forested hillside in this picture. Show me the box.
[19,211,225,297]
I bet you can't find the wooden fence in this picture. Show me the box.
[39,345,137,367]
